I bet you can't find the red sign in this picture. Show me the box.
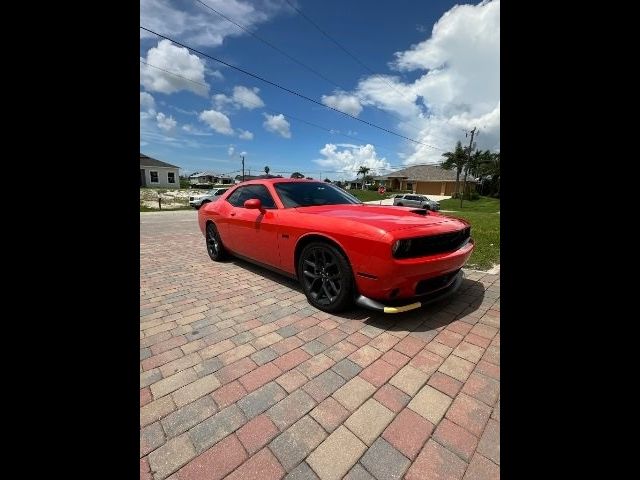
[378,186,386,195]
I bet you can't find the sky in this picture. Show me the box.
[140,0,500,181]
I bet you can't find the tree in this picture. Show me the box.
[264,166,270,175]
[441,141,467,197]
[357,166,371,190]
[478,152,500,197]
[290,172,305,179]
[461,147,482,200]
[324,178,332,183]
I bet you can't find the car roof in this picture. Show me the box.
[236,178,323,186]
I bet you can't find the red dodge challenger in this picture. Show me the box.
[198,179,474,313]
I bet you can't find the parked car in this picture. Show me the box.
[198,179,473,313]
[393,194,440,211]
[189,188,229,208]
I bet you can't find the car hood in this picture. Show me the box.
[294,204,457,232]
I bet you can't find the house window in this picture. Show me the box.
[168,172,175,183]
[150,171,159,183]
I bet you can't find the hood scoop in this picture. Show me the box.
[408,209,428,216]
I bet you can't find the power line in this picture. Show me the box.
[140,60,404,158]
[193,0,429,137]
[194,0,340,90]
[283,1,416,107]
[283,1,459,147]
[140,26,443,150]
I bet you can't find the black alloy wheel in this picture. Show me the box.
[206,223,226,261]
[298,242,354,312]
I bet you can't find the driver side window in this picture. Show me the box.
[226,185,276,208]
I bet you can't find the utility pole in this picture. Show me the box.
[461,127,477,208]
[241,155,245,182]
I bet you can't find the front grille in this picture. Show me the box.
[415,269,461,296]
[394,227,470,259]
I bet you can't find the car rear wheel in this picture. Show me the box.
[298,242,354,313]
[206,222,227,261]
[396,202,404,206]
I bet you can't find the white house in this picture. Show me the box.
[189,171,234,187]
[140,154,180,189]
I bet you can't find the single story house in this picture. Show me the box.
[374,164,476,195]
[140,153,180,189]
[234,174,283,183]
[189,171,234,187]
[345,179,373,190]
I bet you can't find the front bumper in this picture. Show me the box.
[356,269,464,313]
[354,239,473,301]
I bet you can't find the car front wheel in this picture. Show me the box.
[206,222,227,261]
[298,242,354,313]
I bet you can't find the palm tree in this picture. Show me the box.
[481,152,500,197]
[441,141,467,198]
[264,166,270,175]
[357,166,370,190]
[290,172,305,179]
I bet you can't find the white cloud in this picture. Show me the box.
[314,144,391,176]
[262,113,291,138]
[321,91,363,116]
[140,39,209,96]
[199,109,234,135]
[182,124,212,136]
[238,129,254,140]
[140,91,156,112]
[140,0,288,48]
[214,86,265,111]
[240,151,247,157]
[332,0,499,164]
[228,145,235,156]
[209,69,224,81]
[156,112,177,132]
[232,86,264,109]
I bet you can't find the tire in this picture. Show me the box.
[201,200,210,206]
[205,222,227,261]
[298,241,354,313]
[397,202,404,206]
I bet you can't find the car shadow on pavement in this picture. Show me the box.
[228,257,486,328]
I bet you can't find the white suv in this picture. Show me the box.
[189,188,229,209]
[393,194,440,210]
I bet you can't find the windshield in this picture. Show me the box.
[274,182,363,208]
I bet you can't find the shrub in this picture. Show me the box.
[451,190,480,200]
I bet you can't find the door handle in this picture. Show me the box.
[230,212,236,216]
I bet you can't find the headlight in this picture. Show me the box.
[392,239,412,257]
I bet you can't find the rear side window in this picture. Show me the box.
[226,185,276,208]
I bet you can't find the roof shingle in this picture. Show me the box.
[140,153,179,169]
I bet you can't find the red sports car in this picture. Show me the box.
[198,179,474,313]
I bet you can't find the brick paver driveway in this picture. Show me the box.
[141,211,500,480]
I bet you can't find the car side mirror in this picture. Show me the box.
[244,198,264,211]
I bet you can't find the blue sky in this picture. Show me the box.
[140,0,500,180]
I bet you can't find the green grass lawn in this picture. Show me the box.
[439,197,500,270]
[439,196,500,213]
[348,189,395,202]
